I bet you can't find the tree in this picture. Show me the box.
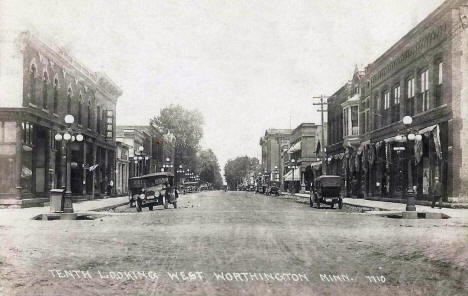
[197,149,223,187]
[150,104,204,170]
[224,156,260,189]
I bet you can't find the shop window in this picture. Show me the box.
[420,69,429,112]
[42,71,48,109]
[406,77,415,116]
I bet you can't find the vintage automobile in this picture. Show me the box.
[310,175,343,209]
[265,181,280,196]
[129,172,178,212]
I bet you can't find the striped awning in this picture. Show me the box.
[287,141,301,154]
[283,169,301,181]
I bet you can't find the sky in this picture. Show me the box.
[1,0,445,175]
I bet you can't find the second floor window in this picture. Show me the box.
[420,69,429,112]
[436,62,443,107]
[42,71,48,109]
[78,99,82,125]
[384,91,390,110]
[53,78,58,114]
[406,77,415,116]
[67,87,72,114]
[87,101,92,128]
[97,106,101,134]
[30,64,36,105]
[392,85,401,122]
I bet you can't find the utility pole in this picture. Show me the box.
[313,95,330,175]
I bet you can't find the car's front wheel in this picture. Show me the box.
[163,196,169,209]
[338,198,343,209]
[173,201,177,209]
[309,196,313,207]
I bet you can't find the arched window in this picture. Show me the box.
[78,95,83,125]
[87,100,92,128]
[53,78,59,114]
[97,105,101,134]
[42,71,48,109]
[30,63,37,105]
[67,87,72,114]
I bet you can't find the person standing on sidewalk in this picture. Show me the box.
[431,176,442,209]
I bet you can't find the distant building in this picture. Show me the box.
[259,129,291,186]
[283,123,326,192]
[0,31,122,207]
[115,141,130,195]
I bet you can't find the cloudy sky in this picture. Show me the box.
[1,0,444,174]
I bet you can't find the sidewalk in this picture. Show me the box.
[0,196,129,224]
[282,192,468,220]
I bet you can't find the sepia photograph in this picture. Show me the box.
[0,0,467,295]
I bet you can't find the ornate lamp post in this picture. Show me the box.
[273,166,279,181]
[54,114,84,216]
[176,164,185,185]
[162,157,173,172]
[288,159,296,194]
[395,115,422,212]
[135,146,148,176]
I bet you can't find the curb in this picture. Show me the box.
[87,201,129,212]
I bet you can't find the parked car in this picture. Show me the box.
[310,175,343,209]
[265,181,280,196]
[129,172,178,212]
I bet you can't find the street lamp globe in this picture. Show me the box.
[64,114,75,124]
[54,133,63,141]
[166,157,170,162]
[76,134,84,142]
[138,146,144,152]
[408,133,416,141]
[415,134,423,141]
[395,135,403,142]
[402,115,413,126]
[71,135,76,142]
[291,159,296,163]
[138,156,143,161]
[63,132,72,141]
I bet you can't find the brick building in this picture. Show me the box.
[0,31,122,207]
[260,129,291,186]
[326,0,468,204]
[116,125,175,178]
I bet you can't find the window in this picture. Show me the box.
[87,100,92,128]
[374,95,381,129]
[438,62,443,85]
[0,122,16,143]
[435,62,443,107]
[30,64,36,105]
[343,108,348,137]
[351,106,359,135]
[363,96,370,133]
[21,122,34,146]
[67,87,72,114]
[406,77,415,116]
[53,78,58,113]
[42,71,48,109]
[97,105,101,134]
[392,85,401,122]
[420,69,429,112]
[384,91,390,110]
[78,97,82,125]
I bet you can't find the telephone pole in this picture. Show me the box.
[313,95,329,174]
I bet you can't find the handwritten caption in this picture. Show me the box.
[48,270,386,284]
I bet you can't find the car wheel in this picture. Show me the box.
[163,196,169,209]
[330,203,334,209]
[316,199,321,209]
[136,200,142,212]
[338,198,343,209]
[149,205,153,211]
[173,201,177,209]
[309,196,313,207]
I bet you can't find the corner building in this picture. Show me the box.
[354,0,468,203]
[0,32,122,207]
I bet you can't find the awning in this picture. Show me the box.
[419,124,437,135]
[287,141,301,154]
[283,169,301,181]
[310,160,322,168]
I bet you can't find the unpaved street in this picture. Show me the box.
[1,191,467,296]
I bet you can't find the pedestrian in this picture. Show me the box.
[107,179,114,196]
[431,176,443,209]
